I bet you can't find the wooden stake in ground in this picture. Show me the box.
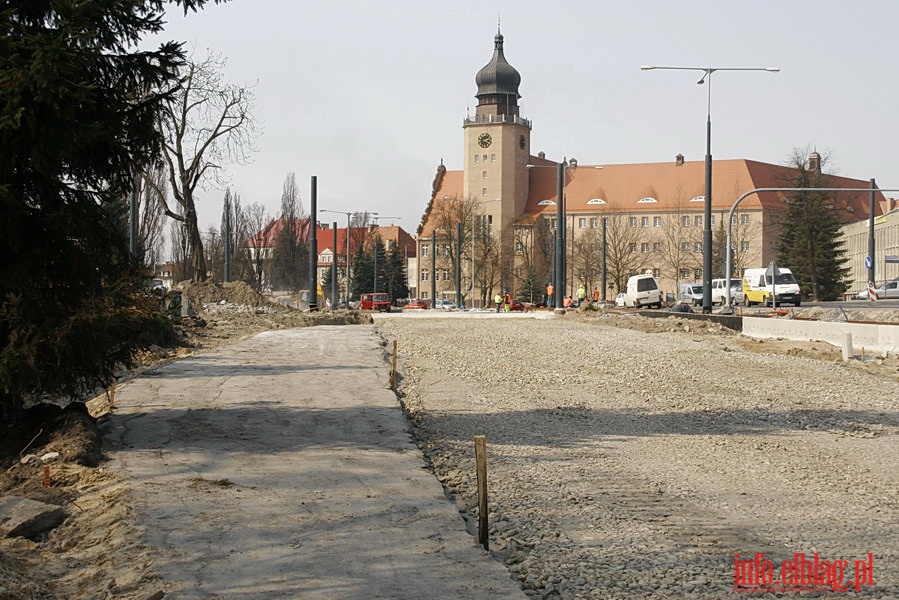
[474,435,488,550]
[390,340,398,390]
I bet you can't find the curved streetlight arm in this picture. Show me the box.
[724,186,899,307]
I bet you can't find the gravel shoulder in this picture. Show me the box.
[377,312,899,598]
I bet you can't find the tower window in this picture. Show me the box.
[482,188,487,197]
[483,155,488,162]
[482,171,487,179]
[491,154,496,162]
[475,155,480,163]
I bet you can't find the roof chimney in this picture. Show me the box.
[675,153,684,166]
[808,151,821,173]
[538,151,545,159]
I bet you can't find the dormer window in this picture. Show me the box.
[690,195,705,202]
[637,197,658,204]
[537,199,556,206]
[586,198,606,205]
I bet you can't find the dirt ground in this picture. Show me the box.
[0,295,895,599]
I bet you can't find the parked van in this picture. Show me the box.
[624,274,661,308]
[359,292,391,312]
[711,278,744,306]
[679,283,703,306]
[742,268,802,307]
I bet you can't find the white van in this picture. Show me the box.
[624,274,661,308]
[679,283,703,306]
[742,267,802,307]
[711,278,744,306]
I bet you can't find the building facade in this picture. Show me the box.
[839,199,899,293]
[415,30,889,306]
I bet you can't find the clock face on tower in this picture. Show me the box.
[519,135,526,150]
[477,132,492,148]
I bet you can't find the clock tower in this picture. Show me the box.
[463,29,531,228]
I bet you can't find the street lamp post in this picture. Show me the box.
[641,65,779,313]
[320,208,378,305]
[527,161,601,309]
[527,161,568,310]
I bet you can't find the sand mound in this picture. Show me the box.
[177,280,272,308]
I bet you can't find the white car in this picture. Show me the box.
[614,292,626,307]
[434,299,457,310]
[856,279,899,300]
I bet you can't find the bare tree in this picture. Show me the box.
[271,172,308,292]
[155,51,260,281]
[512,222,551,304]
[169,217,189,282]
[137,164,168,270]
[569,223,602,297]
[597,204,644,295]
[659,188,701,288]
[242,202,270,290]
[203,226,223,281]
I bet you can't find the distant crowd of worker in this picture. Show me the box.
[543,283,600,308]
[490,283,605,311]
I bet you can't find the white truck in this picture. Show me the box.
[741,267,802,307]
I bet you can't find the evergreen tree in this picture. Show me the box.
[384,244,409,303]
[775,150,850,301]
[350,248,373,300]
[0,0,221,421]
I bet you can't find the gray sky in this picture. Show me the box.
[153,0,899,235]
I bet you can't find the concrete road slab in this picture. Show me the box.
[106,325,525,599]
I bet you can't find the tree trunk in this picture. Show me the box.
[185,196,208,282]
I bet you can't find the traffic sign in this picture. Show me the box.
[864,256,873,269]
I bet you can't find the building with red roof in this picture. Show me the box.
[415,30,890,306]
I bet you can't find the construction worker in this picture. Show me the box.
[546,283,554,307]
[494,293,503,313]
[576,285,587,306]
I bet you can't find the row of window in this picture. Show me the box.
[624,214,751,228]
[546,213,753,230]
[627,241,752,253]
[419,269,451,282]
[474,154,496,163]
[420,244,453,258]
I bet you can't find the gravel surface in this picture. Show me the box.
[377,313,899,599]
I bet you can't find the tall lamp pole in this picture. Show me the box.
[527,161,568,310]
[641,65,779,313]
[527,161,600,309]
